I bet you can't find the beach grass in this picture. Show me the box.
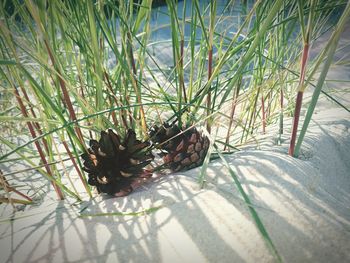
[0,1,349,258]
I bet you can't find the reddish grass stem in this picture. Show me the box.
[289,91,303,156]
[19,85,50,154]
[104,71,129,129]
[44,40,85,146]
[0,171,33,202]
[14,87,64,200]
[288,43,309,156]
[62,141,91,197]
[224,78,241,151]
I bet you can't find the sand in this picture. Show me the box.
[1,79,350,262]
[1,15,350,263]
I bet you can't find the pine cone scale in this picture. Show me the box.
[81,129,154,196]
[150,123,209,172]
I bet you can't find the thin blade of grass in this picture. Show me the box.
[79,206,163,218]
[215,144,282,263]
[294,1,350,157]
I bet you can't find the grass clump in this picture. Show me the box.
[1,1,349,261]
[0,0,348,203]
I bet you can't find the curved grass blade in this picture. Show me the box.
[79,206,163,218]
[215,144,282,263]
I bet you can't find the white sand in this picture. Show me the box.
[1,18,350,263]
[1,84,349,262]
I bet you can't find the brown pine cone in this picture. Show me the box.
[149,123,209,172]
[81,129,154,196]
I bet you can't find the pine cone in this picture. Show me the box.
[81,129,154,196]
[149,123,209,172]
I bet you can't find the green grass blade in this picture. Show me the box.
[294,1,350,157]
[79,206,163,218]
[215,144,282,262]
